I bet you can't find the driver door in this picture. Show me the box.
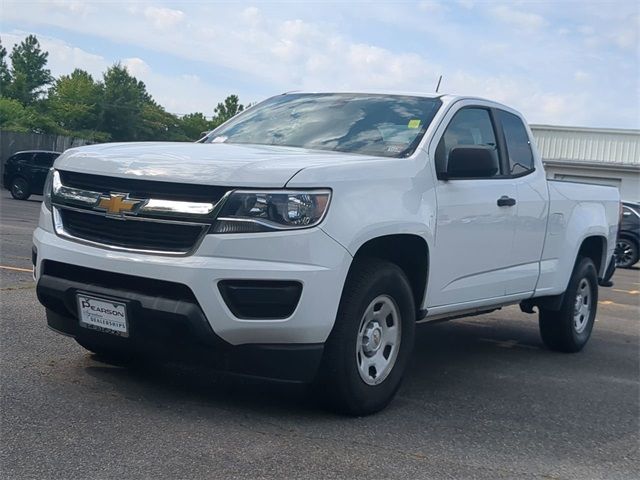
[426,106,517,309]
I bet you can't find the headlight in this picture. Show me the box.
[43,168,55,211]
[213,190,331,233]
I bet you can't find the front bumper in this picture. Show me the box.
[33,204,351,376]
[39,276,323,382]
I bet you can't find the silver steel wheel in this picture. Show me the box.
[615,239,636,268]
[573,278,592,334]
[356,295,401,386]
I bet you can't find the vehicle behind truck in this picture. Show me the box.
[33,92,620,415]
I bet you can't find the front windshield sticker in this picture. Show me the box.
[211,136,227,143]
[408,119,421,129]
[386,145,404,154]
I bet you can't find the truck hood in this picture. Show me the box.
[55,142,378,187]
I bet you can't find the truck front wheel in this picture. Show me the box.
[538,257,598,353]
[317,258,416,416]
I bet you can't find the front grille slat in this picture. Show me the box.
[60,210,205,253]
[59,170,230,203]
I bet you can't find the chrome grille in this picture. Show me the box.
[51,170,231,255]
[59,209,208,253]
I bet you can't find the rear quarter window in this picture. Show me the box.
[496,110,534,175]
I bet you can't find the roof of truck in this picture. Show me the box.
[283,90,472,100]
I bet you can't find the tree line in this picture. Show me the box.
[0,35,246,142]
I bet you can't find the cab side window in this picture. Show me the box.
[496,110,534,175]
[435,108,499,178]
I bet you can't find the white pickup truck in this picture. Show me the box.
[33,92,620,415]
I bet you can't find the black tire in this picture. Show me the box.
[615,237,639,269]
[75,337,137,366]
[9,176,30,200]
[539,257,598,353]
[316,258,416,416]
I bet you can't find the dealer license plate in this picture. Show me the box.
[77,294,129,337]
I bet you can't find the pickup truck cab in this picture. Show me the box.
[33,92,619,415]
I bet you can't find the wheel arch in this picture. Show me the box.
[523,235,607,313]
[348,233,429,316]
[577,235,608,278]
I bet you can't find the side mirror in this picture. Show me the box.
[444,145,499,179]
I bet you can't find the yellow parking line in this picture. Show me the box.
[0,265,32,273]
[599,300,614,305]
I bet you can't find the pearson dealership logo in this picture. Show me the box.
[94,193,146,217]
[80,298,126,317]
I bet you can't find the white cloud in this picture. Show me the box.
[574,70,590,82]
[456,0,475,9]
[49,0,90,15]
[490,5,547,31]
[610,25,638,50]
[1,1,638,128]
[122,57,150,77]
[144,6,185,30]
[241,6,262,27]
[418,1,447,14]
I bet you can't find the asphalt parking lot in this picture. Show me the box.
[1,190,638,480]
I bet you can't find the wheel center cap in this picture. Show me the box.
[575,295,583,312]
[372,328,382,348]
[363,321,383,355]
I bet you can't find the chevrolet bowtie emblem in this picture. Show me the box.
[95,193,145,217]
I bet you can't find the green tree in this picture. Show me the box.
[139,101,188,141]
[8,35,52,104]
[179,112,213,140]
[0,97,27,130]
[100,63,151,141]
[0,39,11,96]
[214,94,244,124]
[0,96,60,134]
[48,69,106,140]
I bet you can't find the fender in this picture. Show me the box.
[535,192,614,297]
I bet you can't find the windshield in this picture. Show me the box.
[203,93,442,158]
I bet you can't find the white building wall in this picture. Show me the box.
[530,125,640,202]
[543,163,639,201]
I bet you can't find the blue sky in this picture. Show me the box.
[1,0,638,128]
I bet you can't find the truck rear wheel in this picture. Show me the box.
[538,257,598,353]
[317,258,415,416]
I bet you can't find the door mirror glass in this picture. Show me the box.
[444,145,499,179]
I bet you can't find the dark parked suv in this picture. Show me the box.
[616,201,640,269]
[3,150,61,200]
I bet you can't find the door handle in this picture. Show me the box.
[497,195,516,207]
